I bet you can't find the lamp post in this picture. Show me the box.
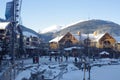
[88,63,91,80]
[78,31,81,61]
[83,60,86,80]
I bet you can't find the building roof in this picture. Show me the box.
[49,32,107,43]
[72,33,105,42]
[64,46,83,51]
[99,51,109,55]
[49,35,64,43]
[0,22,10,30]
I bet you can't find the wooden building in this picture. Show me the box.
[49,32,79,50]
[114,37,120,51]
[0,22,16,56]
[49,31,116,49]
[0,22,41,58]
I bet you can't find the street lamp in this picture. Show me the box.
[77,31,82,61]
[87,63,91,80]
[83,60,86,80]
[83,61,91,80]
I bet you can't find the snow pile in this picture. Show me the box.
[15,57,120,80]
[15,70,31,80]
[92,65,120,80]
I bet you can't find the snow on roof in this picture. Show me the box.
[95,33,105,42]
[49,32,106,43]
[73,33,105,42]
[23,31,38,37]
[99,51,110,55]
[73,34,87,41]
[0,22,10,29]
[64,46,83,51]
[49,35,64,43]
[25,45,38,49]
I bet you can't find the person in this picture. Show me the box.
[0,55,2,65]
[55,56,57,62]
[35,56,39,63]
[65,56,68,62]
[49,56,52,61]
[41,75,44,80]
[0,55,2,71]
[81,63,84,71]
[75,57,77,63]
[61,56,63,62]
[10,57,14,64]
[58,56,60,63]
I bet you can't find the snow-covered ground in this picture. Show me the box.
[15,56,120,80]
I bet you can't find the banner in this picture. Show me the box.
[5,1,14,21]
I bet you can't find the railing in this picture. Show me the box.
[0,60,19,80]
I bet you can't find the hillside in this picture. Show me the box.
[57,19,120,36]
[0,18,5,22]
[42,19,120,42]
[20,25,41,37]
[0,17,41,38]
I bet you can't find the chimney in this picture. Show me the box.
[93,31,98,36]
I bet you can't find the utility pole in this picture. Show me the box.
[88,64,91,80]
[12,0,21,79]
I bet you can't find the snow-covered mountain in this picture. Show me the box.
[20,25,40,37]
[41,25,62,33]
[41,19,120,42]
[41,20,86,34]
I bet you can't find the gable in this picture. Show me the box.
[99,33,116,42]
[59,32,78,44]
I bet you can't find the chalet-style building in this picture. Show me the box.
[49,31,116,50]
[49,32,79,50]
[114,37,120,51]
[0,22,41,58]
[22,32,41,57]
[0,22,13,55]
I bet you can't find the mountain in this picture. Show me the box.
[0,18,41,38]
[20,25,41,37]
[41,32,54,42]
[41,19,120,42]
[41,25,62,33]
[55,19,120,36]
[41,20,85,34]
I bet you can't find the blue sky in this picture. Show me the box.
[0,0,120,32]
